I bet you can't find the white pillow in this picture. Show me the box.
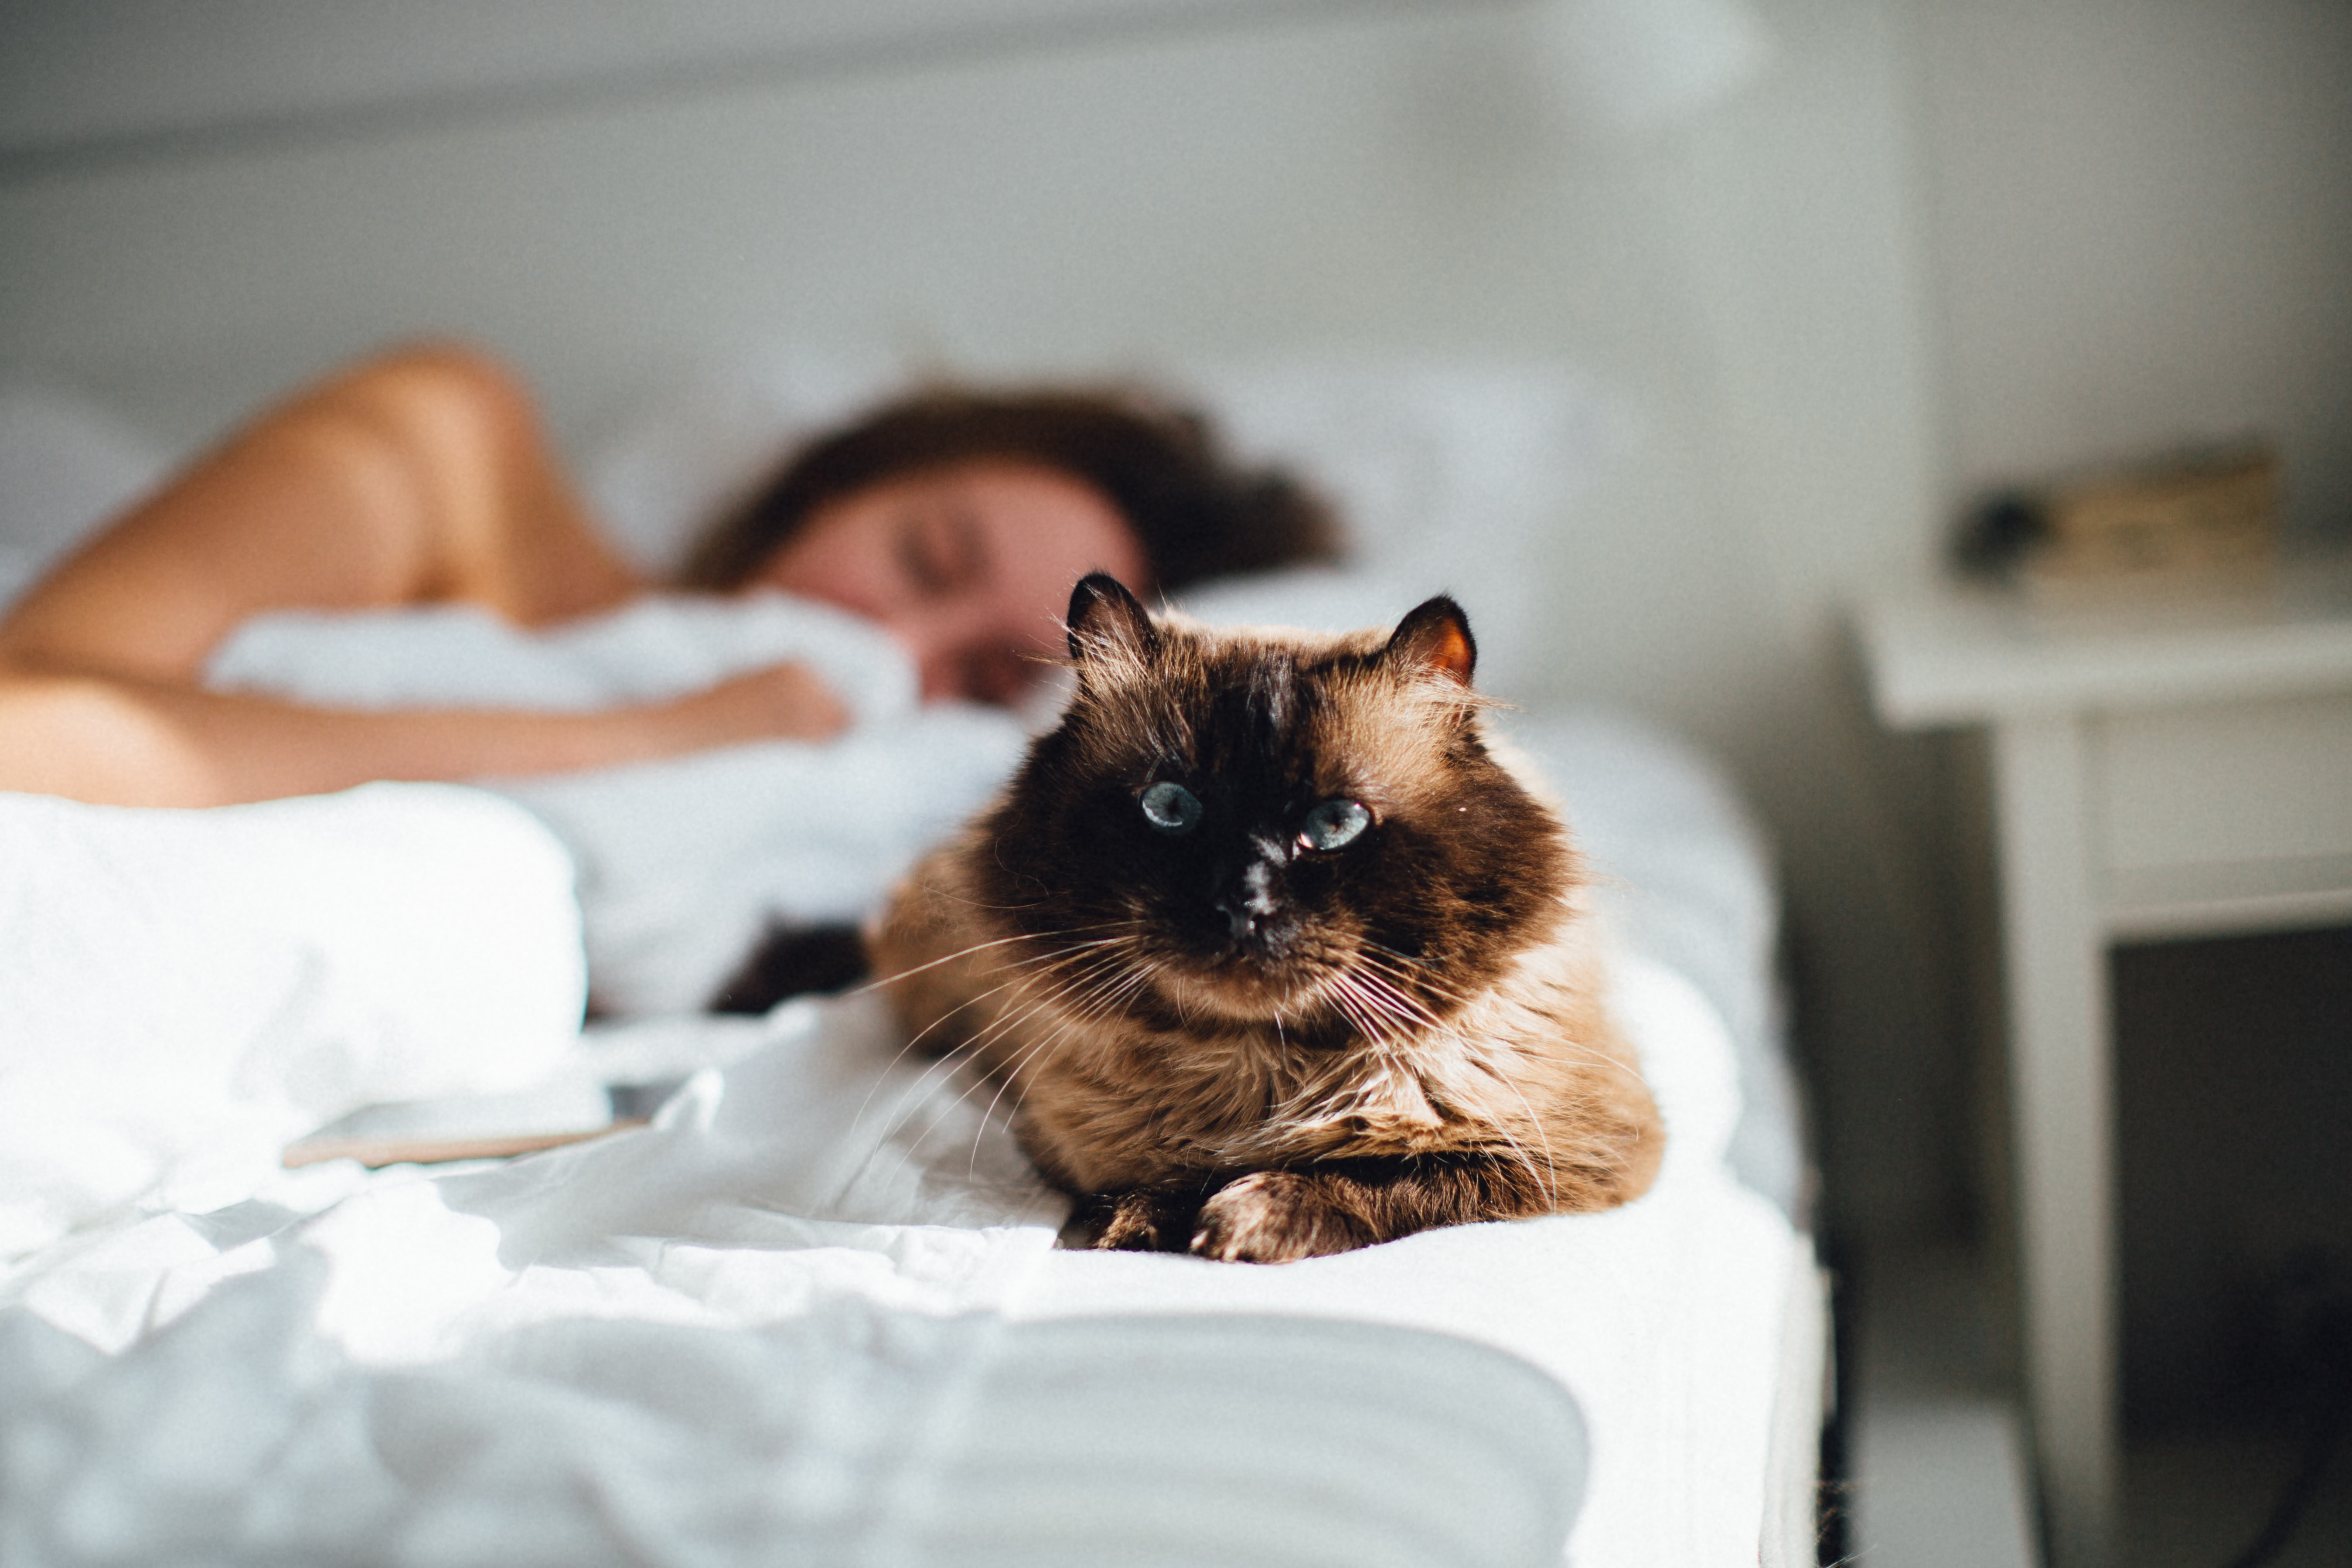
[585,351,910,576]
[1194,360,1627,692]
[584,355,1630,694]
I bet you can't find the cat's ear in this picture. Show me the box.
[1385,595,1476,688]
[1066,573,1158,664]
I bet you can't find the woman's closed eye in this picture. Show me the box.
[898,506,987,597]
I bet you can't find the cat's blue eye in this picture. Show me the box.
[1139,781,1203,835]
[1300,799,1371,852]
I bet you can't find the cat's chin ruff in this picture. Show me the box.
[1140,951,1357,1032]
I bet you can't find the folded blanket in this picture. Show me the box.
[0,784,585,1264]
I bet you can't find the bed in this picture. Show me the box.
[0,361,1825,1568]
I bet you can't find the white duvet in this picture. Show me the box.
[0,591,1810,1566]
[2,942,1796,1568]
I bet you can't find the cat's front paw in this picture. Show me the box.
[1068,1190,1197,1252]
[1190,1170,1374,1264]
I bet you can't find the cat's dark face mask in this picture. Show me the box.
[978,576,1571,1035]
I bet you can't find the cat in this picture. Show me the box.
[872,573,1663,1263]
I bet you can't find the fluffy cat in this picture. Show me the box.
[873,574,1663,1262]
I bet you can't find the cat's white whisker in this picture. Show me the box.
[856,920,1139,996]
[1355,950,1473,1017]
[940,1012,1083,1184]
[843,974,1036,1144]
[1330,970,1418,1049]
[1483,1061,1562,1207]
[1350,965,1447,1037]
[847,940,1137,1189]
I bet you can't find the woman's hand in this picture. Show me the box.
[632,661,852,753]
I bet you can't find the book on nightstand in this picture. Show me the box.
[1957,438,2280,604]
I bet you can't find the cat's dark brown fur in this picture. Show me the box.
[874,575,1663,1262]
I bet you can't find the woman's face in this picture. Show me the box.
[753,460,1150,705]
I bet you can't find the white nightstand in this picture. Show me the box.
[1856,563,2352,1568]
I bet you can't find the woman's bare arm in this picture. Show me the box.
[0,344,845,806]
[0,662,847,808]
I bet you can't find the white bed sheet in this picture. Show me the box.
[2,941,1799,1568]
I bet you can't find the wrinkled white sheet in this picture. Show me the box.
[0,784,585,1264]
[0,951,1795,1568]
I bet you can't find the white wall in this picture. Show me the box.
[1911,0,2352,544]
[23,0,2338,1241]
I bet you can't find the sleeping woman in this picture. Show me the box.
[0,342,1336,808]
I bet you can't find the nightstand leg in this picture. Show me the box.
[1991,716,2117,1568]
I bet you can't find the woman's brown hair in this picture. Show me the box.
[676,385,1341,594]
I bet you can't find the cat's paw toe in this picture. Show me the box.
[1190,1171,1372,1263]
